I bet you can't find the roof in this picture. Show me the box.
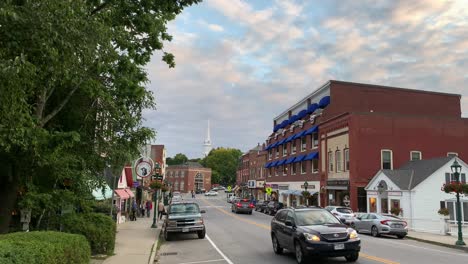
[382,156,453,190]
[250,145,262,152]
[167,161,204,168]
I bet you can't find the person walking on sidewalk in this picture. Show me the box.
[145,200,152,218]
[158,201,165,220]
[131,200,137,221]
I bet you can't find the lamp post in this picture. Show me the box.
[151,163,161,229]
[304,181,309,206]
[451,160,465,246]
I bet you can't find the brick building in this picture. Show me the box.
[264,80,468,211]
[235,144,267,199]
[166,162,212,193]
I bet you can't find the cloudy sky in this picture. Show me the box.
[143,0,468,159]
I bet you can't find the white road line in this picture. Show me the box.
[205,235,234,264]
[178,259,226,264]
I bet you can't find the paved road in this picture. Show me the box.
[158,193,467,264]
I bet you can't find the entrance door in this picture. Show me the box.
[381,198,389,214]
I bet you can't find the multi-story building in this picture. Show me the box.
[264,80,468,211]
[166,162,212,193]
[236,144,267,199]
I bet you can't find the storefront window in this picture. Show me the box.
[311,159,319,173]
[301,161,306,174]
[369,197,377,212]
[291,163,296,175]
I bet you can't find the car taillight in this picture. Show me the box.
[380,220,389,225]
[236,203,242,207]
[249,203,255,208]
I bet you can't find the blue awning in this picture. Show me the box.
[277,138,286,146]
[269,160,279,167]
[304,125,318,135]
[293,130,306,139]
[318,96,330,108]
[297,109,308,119]
[289,114,298,124]
[285,135,295,143]
[274,124,280,132]
[284,157,296,164]
[280,120,289,128]
[293,155,306,163]
[264,162,272,168]
[304,152,319,161]
[307,103,318,114]
[277,159,286,166]
[270,142,279,148]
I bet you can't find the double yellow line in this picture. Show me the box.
[200,198,400,264]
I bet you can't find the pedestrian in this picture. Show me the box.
[158,200,165,220]
[191,190,195,199]
[131,200,137,221]
[145,200,152,218]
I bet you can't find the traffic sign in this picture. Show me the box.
[227,186,232,192]
[265,187,272,195]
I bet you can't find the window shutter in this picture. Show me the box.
[445,173,450,184]
[461,173,466,184]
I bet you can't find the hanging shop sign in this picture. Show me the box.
[133,156,155,178]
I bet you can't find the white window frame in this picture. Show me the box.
[301,137,307,152]
[301,161,306,174]
[336,150,342,172]
[328,151,334,172]
[292,140,297,154]
[268,168,272,177]
[381,149,393,170]
[275,166,279,176]
[410,151,422,161]
[312,133,319,148]
[283,165,287,176]
[291,163,297,175]
[311,159,319,173]
[268,149,272,160]
[344,148,350,171]
[447,152,458,157]
[276,147,279,158]
[180,181,185,191]
[283,144,287,156]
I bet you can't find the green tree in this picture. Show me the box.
[167,153,189,165]
[202,148,242,185]
[0,0,200,233]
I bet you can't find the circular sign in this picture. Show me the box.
[343,195,350,206]
[133,157,155,178]
[265,187,273,195]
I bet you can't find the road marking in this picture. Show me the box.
[201,198,400,264]
[373,238,468,257]
[178,259,226,264]
[205,235,234,264]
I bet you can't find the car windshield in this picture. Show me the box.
[295,210,341,226]
[336,207,353,214]
[169,203,200,214]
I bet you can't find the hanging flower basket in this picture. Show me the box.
[149,181,163,190]
[441,182,468,194]
[390,207,402,216]
[438,208,450,216]
[301,191,311,198]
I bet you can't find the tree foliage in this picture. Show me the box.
[0,0,200,233]
[201,148,242,185]
[166,153,189,165]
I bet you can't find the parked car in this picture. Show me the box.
[228,195,238,203]
[266,201,284,215]
[231,198,254,214]
[270,207,361,263]
[349,212,366,229]
[325,206,355,224]
[255,200,269,212]
[353,213,408,239]
[195,189,206,194]
[163,202,206,241]
[204,190,218,196]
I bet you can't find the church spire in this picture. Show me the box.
[203,120,212,157]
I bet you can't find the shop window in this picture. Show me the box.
[283,165,287,175]
[336,150,342,172]
[410,151,422,161]
[301,137,306,152]
[344,148,350,171]
[275,167,279,176]
[268,168,272,177]
[328,151,334,172]
[311,159,319,173]
[301,161,306,174]
[447,201,454,221]
[464,202,468,222]
[369,197,377,212]
[291,163,297,175]
[381,150,393,169]
[283,144,287,156]
[312,133,319,148]
[292,140,297,154]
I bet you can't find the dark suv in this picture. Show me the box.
[163,202,206,241]
[266,201,284,215]
[270,207,360,263]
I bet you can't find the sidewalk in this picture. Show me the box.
[407,230,468,252]
[101,214,162,264]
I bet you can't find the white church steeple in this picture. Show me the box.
[203,120,212,157]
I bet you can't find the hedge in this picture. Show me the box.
[62,212,116,255]
[0,231,90,264]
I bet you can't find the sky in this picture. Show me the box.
[143,0,468,159]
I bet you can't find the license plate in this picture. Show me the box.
[182,228,189,232]
[334,244,345,250]
[394,224,402,228]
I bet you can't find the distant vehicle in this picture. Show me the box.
[231,198,254,214]
[325,206,355,224]
[204,190,218,196]
[171,196,182,204]
[228,195,238,203]
[353,213,408,239]
[163,202,206,241]
[270,207,360,263]
[195,189,206,194]
[255,200,269,212]
[266,201,284,215]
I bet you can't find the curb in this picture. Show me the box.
[148,228,162,264]
[406,236,468,253]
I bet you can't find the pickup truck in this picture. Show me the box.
[163,202,206,241]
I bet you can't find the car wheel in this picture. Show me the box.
[164,230,171,241]
[371,226,380,237]
[249,211,252,215]
[197,229,206,239]
[295,241,307,264]
[271,234,283,254]
[350,222,356,229]
[397,234,406,239]
[345,252,359,262]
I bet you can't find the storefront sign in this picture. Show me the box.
[248,180,256,189]
[271,184,279,190]
[388,191,402,196]
[133,156,155,178]
[343,195,350,206]
[327,180,349,186]
[367,191,378,195]
[278,185,289,190]
[256,181,265,188]
[301,184,315,190]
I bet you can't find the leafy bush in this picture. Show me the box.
[62,213,116,255]
[0,231,90,264]
[438,208,450,216]
[390,207,402,216]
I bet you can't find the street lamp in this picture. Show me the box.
[450,160,465,246]
[151,163,161,229]
[304,181,309,191]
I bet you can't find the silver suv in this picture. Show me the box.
[163,202,206,240]
[325,206,355,224]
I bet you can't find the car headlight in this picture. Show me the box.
[195,218,204,225]
[304,233,321,242]
[347,229,359,239]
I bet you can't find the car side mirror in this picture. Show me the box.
[285,220,295,227]
[200,210,206,214]
[339,218,347,224]
[356,217,361,220]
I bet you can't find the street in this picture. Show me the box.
[158,193,467,264]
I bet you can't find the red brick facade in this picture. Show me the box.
[166,163,211,193]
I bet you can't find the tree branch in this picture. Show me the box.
[40,85,81,127]
[91,1,109,15]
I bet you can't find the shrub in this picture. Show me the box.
[62,213,116,255]
[390,207,402,216]
[0,231,90,264]
[438,208,450,216]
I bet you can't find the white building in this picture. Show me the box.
[203,120,212,157]
[365,156,468,236]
